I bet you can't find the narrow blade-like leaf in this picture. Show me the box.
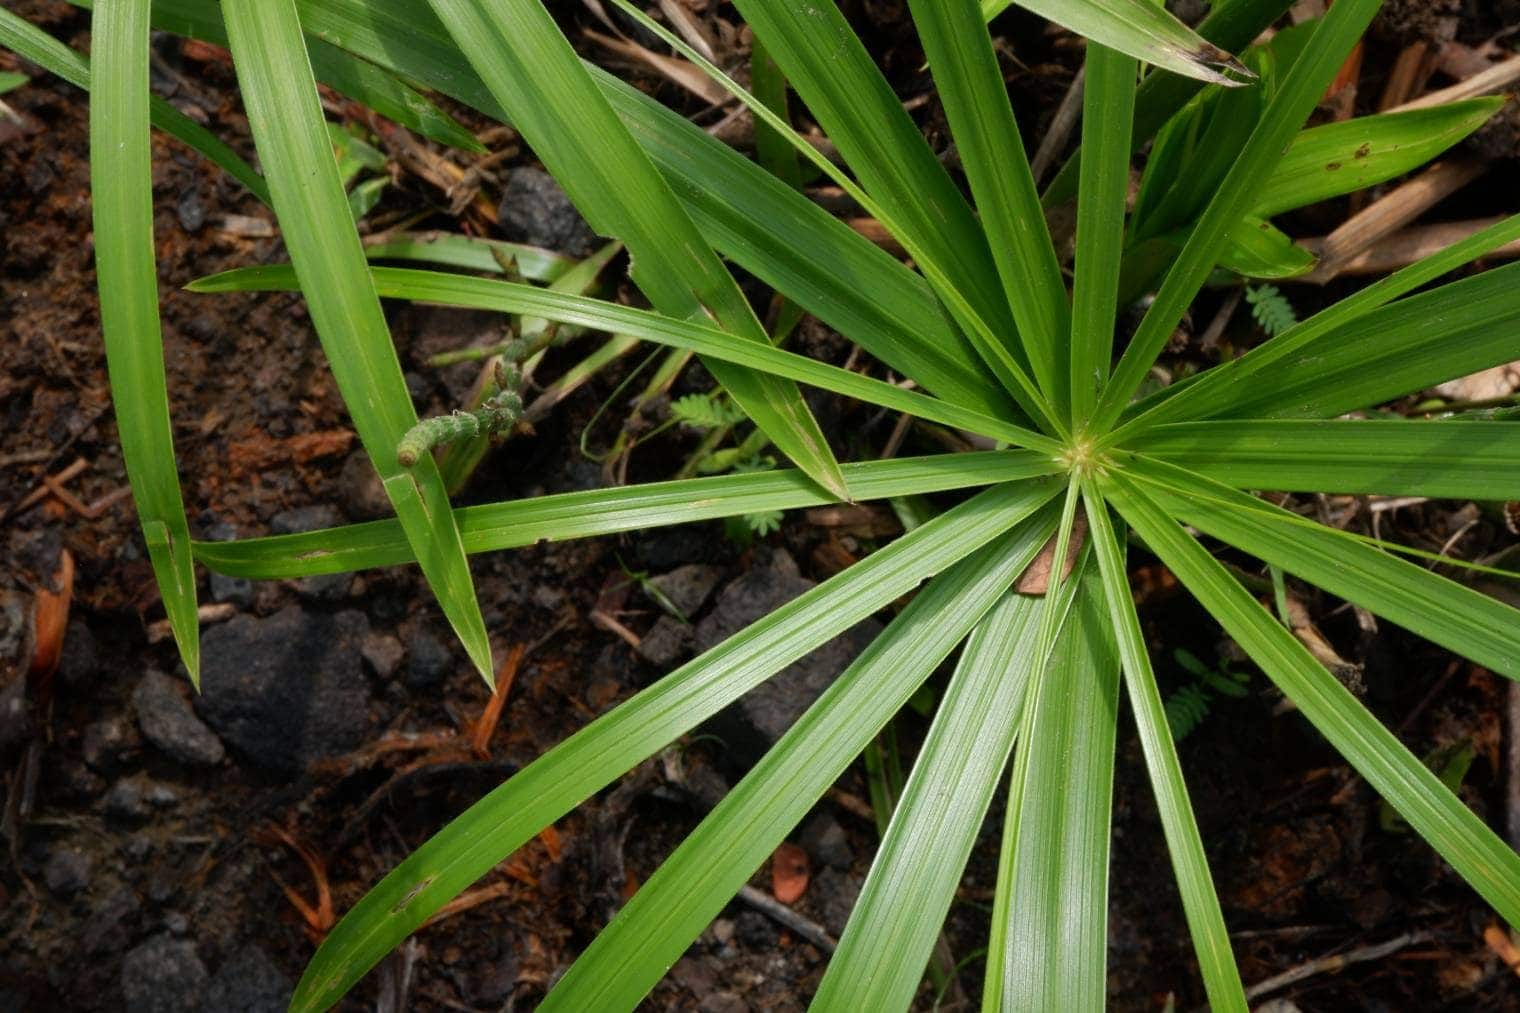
[424,0,847,498]
[1130,456,1520,679]
[291,479,1062,1011]
[544,512,1059,1011]
[1254,99,1502,218]
[1070,43,1137,427]
[220,0,492,679]
[194,453,1062,579]
[189,265,1063,454]
[1094,0,1382,432]
[1129,419,1520,500]
[281,0,1013,418]
[1213,261,1520,420]
[983,0,1251,85]
[997,568,1121,1010]
[821,586,1045,1009]
[1109,474,1520,930]
[89,0,200,680]
[1116,212,1520,435]
[1087,488,1247,1012]
[909,0,1071,404]
[1043,0,1296,205]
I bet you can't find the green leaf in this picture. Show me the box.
[1070,43,1137,427]
[996,568,1121,1010]
[908,0,1071,406]
[1129,456,1520,679]
[1086,488,1247,1012]
[88,0,485,152]
[220,0,492,680]
[735,0,1019,368]
[749,36,803,191]
[0,69,27,94]
[423,0,848,500]
[1254,99,1503,218]
[1214,260,1520,420]
[1093,0,1383,432]
[1218,218,1317,279]
[0,5,269,204]
[363,232,576,282]
[597,72,1012,419]
[1129,419,1520,500]
[821,586,1045,1010]
[1108,473,1520,932]
[274,0,1012,419]
[1116,211,1520,435]
[1131,78,1263,244]
[188,265,1062,454]
[1043,0,1296,206]
[543,512,1059,1011]
[606,0,1056,429]
[194,452,1063,579]
[981,0,1251,85]
[290,478,1062,1012]
[89,0,201,681]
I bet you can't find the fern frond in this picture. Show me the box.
[1244,284,1297,337]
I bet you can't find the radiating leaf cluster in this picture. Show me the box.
[19,0,1520,1009]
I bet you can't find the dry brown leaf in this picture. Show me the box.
[771,841,810,905]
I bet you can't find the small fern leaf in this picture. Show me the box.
[1245,284,1298,337]
[671,393,744,430]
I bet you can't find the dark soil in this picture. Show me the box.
[4,2,1520,1011]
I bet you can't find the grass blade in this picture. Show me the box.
[1254,99,1502,218]
[1129,457,1520,679]
[1109,473,1520,931]
[290,479,1062,1011]
[424,0,847,499]
[363,233,575,280]
[75,0,484,152]
[984,0,1251,84]
[189,265,1063,454]
[1115,212,1520,436]
[89,0,200,680]
[194,455,1062,579]
[279,0,1013,418]
[908,0,1071,405]
[606,0,1057,429]
[220,0,492,679]
[1212,261,1520,420]
[600,72,1015,419]
[1087,488,1247,1012]
[1093,0,1382,432]
[734,0,1019,364]
[1070,43,1136,428]
[0,5,269,204]
[996,568,1121,1010]
[1042,0,1295,205]
[543,513,1058,1011]
[820,586,1045,1009]
[1128,419,1520,500]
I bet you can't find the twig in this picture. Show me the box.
[1242,931,1431,1002]
[1029,67,1084,185]
[1308,159,1487,283]
[1506,678,1520,852]
[1389,54,1520,113]
[469,643,524,758]
[736,883,836,952]
[1290,217,1520,281]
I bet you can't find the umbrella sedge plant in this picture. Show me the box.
[48,0,1520,1008]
